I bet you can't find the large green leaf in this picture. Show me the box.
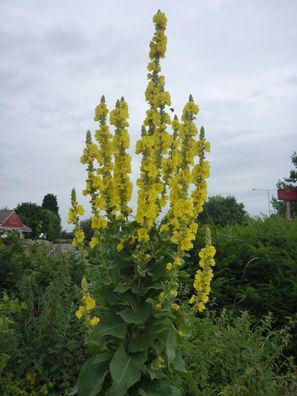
[171,353,187,372]
[77,356,108,396]
[166,327,177,364]
[118,302,152,324]
[91,351,112,365]
[109,345,147,396]
[128,323,166,352]
[92,315,126,340]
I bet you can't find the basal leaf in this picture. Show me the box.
[171,353,187,372]
[77,357,108,396]
[166,327,177,364]
[92,315,126,340]
[118,302,152,325]
[109,345,147,396]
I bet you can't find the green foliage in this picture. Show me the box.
[198,195,248,226]
[15,202,44,239]
[15,202,61,241]
[76,220,185,395]
[173,309,296,395]
[0,235,87,395]
[190,216,297,358]
[40,208,61,241]
[42,193,59,214]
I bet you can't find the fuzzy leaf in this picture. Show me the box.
[92,315,126,340]
[118,303,152,324]
[77,357,108,396]
[166,327,177,364]
[109,345,147,396]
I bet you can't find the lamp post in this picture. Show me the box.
[252,189,275,216]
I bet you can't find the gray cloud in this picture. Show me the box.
[1,0,297,226]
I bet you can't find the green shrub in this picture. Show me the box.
[174,309,296,395]
[0,236,87,395]
[188,217,297,356]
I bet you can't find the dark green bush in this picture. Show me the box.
[188,217,297,355]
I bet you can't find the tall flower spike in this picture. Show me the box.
[94,95,115,219]
[191,126,211,217]
[67,188,85,247]
[110,97,132,219]
[80,131,102,215]
[190,227,216,312]
[135,10,173,233]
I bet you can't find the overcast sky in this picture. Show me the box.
[1,0,296,230]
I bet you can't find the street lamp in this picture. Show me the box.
[252,189,276,216]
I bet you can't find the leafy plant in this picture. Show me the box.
[68,10,215,396]
[173,309,297,395]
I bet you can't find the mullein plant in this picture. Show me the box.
[68,10,215,396]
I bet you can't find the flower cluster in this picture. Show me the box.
[135,10,173,231]
[75,277,100,327]
[70,8,215,334]
[67,188,85,247]
[189,227,216,312]
[110,97,132,218]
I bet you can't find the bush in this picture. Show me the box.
[174,309,296,395]
[0,236,87,395]
[188,216,297,358]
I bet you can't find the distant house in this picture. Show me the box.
[0,210,32,238]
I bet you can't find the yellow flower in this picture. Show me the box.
[159,292,166,300]
[171,303,180,311]
[197,302,206,312]
[170,289,178,297]
[67,209,75,224]
[74,229,85,243]
[116,242,124,252]
[76,204,85,216]
[83,295,96,311]
[75,306,85,320]
[89,237,99,249]
[205,141,211,152]
[166,262,173,271]
[91,216,108,229]
[160,224,169,233]
[88,316,100,327]
[200,294,209,304]
[188,295,196,304]
[178,330,185,337]
[174,256,182,267]
[155,303,162,310]
[137,227,150,242]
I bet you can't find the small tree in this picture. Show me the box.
[199,195,248,226]
[15,202,43,239]
[15,202,60,241]
[42,193,59,214]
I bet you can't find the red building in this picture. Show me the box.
[0,210,32,238]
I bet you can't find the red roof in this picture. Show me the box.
[0,210,31,232]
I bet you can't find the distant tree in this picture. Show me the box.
[15,202,43,239]
[40,209,61,241]
[198,195,248,226]
[79,218,93,242]
[42,194,59,214]
[272,151,297,217]
[15,202,61,241]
